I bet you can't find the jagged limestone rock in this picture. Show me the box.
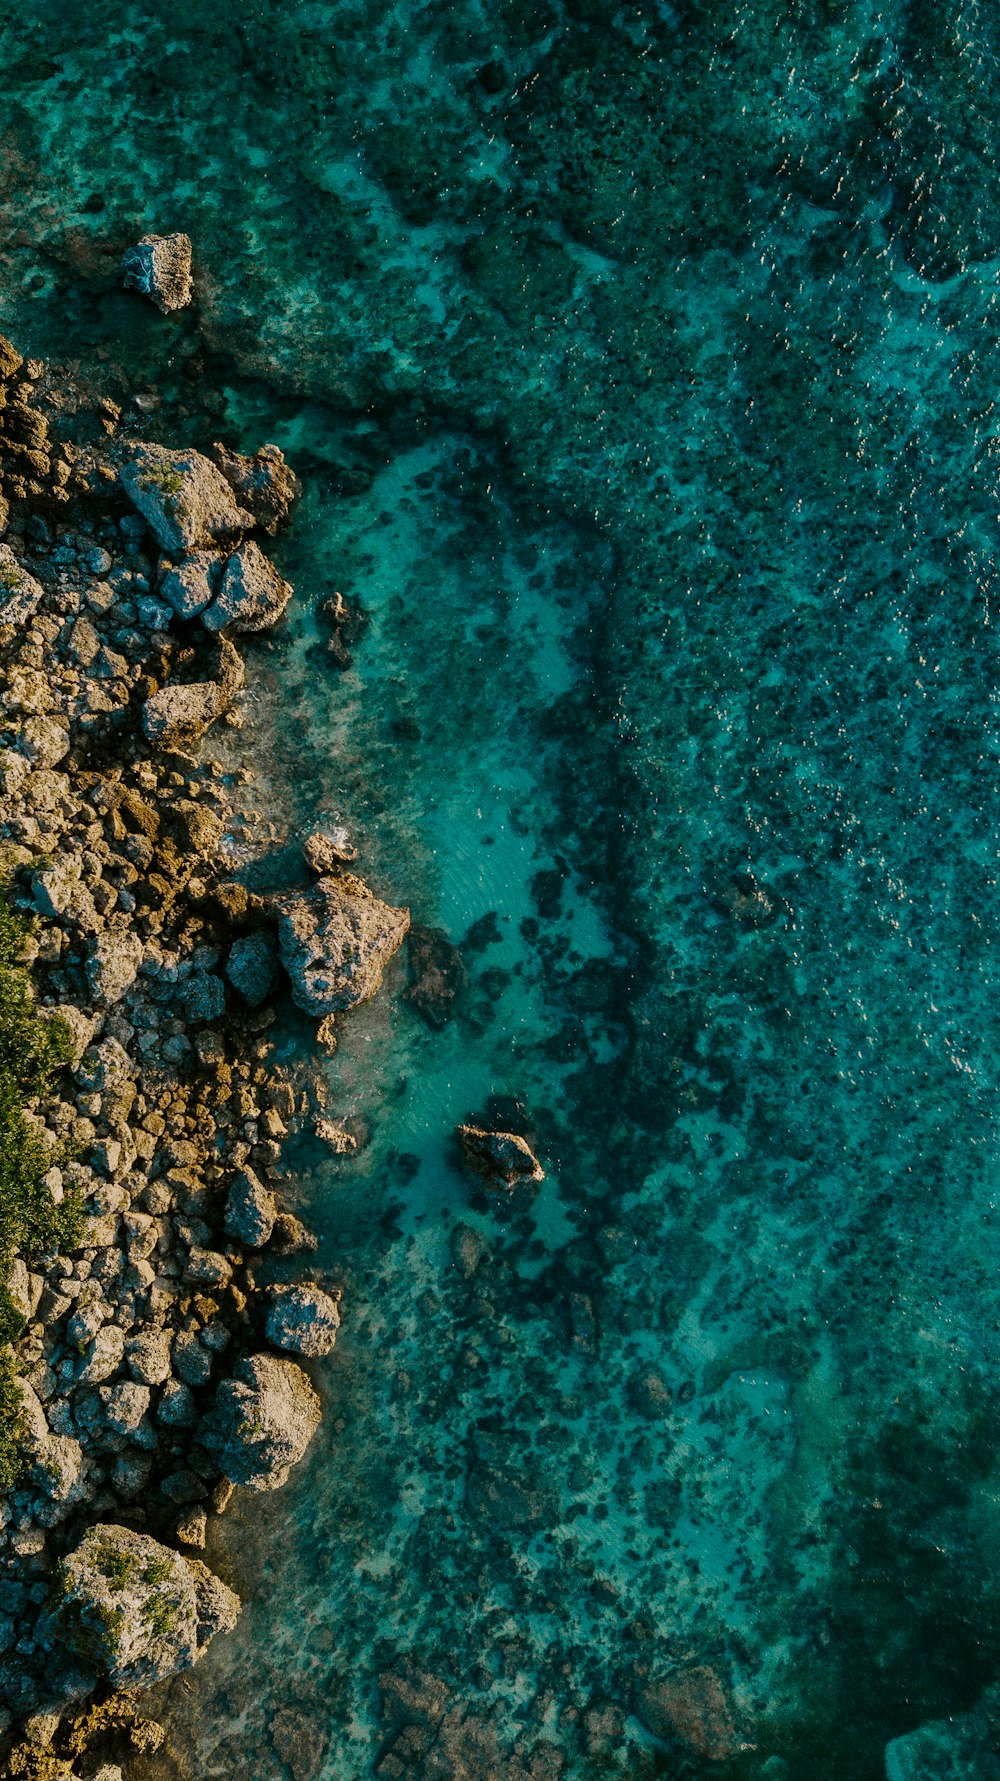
[120,444,251,554]
[209,441,300,533]
[157,550,221,620]
[265,1284,341,1358]
[277,875,409,1015]
[224,1166,276,1248]
[0,543,44,627]
[121,232,193,313]
[456,1125,545,1192]
[84,924,143,1006]
[47,1523,239,1688]
[141,680,225,750]
[201,539,293,635]
[200,1352,321,1489]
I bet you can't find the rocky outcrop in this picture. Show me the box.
[141,676,234,750]
[0,543,44,627]
[277,875,410,1015]
[47,1523,239,1688]
[157,550,220,620]
[201,540,293,635]
[210,442,300,533]
[224,1166,276,1248]
[456,1125,545,1192]
[121,232,194,313]
[120,444,252,554]
[200,1353,321,1489]
[84,923,144,1005]
[303,826,358,872]
[265,1285,341,1358]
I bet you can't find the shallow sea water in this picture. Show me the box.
[7,1,1000,1776]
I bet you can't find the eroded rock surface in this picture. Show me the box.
[210,442,300,533]
[202,539,293,635]
[277,875,410,1015]
[265,1284,341,1358]
[201,1353,321,1489]
[456,1125,545,1193]
[121,232,193,313]
[47,1523,239,1688]
[120,444,251,554]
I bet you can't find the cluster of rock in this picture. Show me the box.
[0,335,408,1767]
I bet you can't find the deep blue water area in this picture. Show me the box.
[6,2,1000,1776]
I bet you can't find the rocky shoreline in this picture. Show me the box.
[0,333,410,1778]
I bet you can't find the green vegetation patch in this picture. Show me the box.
[0,884,83,1489]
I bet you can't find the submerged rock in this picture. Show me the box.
[405,922,468,1029]
[277,876,410,1015]
[120,443,252,554]
[121,232,193,313]
[633,1668,740,1763]
[265,1284,341,1357]
[210,441,300,533]
[200,1353,321,1489]
[456,1124,544,1193]
[201,539,293,635]
[47,1522,239,1688]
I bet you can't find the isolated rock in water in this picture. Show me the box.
[201,1353,321,1489]
[224,1166,276,1248]
[0,543,44,626]
[277,876,410,1015]
[456,1124,545,1193]
[210,441,300,533]
[202,539,293,634]
[120,443,252,554]
[225,931,276,1007]
[141,680,228,750]
[48,1523,239,1688]
[85,923,144,1005]
[405,923,468,1029]
[121,232,193,313]
[0,334,23,380]
[157,550,221,620]
[265,1284,341,1357]
[314,1117,356,1153]
[303,827,358,872]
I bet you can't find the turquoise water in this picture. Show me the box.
[8,1,1000,1774]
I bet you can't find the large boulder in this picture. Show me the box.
[225,931,276,1007]
[0,543,44,627]
[277,875,409,1016]
[201,539,293,635]
[157,550,221,620]
[85,923,144,1005]
[456,1125,545,1193]
[265,1284,341,1358]
[120,443,252,554]
[210,441,300,533]
[200,1353,321,1490]
[121,232,193,313]
[224,1166,276,1248]
[141,679,228,750]
[47,1523,239,1688]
